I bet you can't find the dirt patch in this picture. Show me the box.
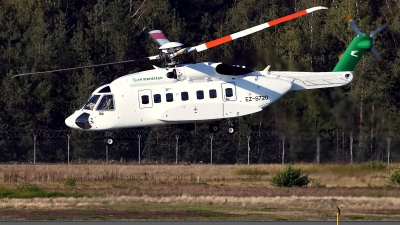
[91,183,400,198]
[1,194,400,220]
[0,208,213,220]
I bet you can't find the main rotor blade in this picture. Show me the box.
[12,55,160,78]
[149,30,170,46]
[185,6,328,53]
[347,16,363,36]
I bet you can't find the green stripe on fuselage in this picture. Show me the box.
[332,34,373,72]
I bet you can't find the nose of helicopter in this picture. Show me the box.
[65,114,76,129]
[65,112,92,130]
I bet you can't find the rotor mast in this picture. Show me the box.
[159,42,185,67]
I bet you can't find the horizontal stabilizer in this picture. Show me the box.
[267,71,353,90]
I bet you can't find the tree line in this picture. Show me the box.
[0,0,399,164]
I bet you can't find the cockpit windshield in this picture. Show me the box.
[96,95,114,110]
[83,95,100,110]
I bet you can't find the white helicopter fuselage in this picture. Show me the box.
[65,62,353,130]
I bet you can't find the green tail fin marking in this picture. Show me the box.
[332,34,373,72]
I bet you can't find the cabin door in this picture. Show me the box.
[221,82,237,101]
[138,89,153,109]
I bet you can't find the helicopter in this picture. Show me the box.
[14,6,391,146]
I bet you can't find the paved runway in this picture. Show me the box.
[0,221,399,225]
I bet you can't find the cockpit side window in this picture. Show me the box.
[83,95,101,110]
[96,95,115,110]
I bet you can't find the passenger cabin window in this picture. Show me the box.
[181,92,189,101]
[154,94,161,103]
[83,95,100,110]
[209,89,217,99]
[197,90,204,100]
[96,95,114,110]
[225,88,233,97]
[166,93,173,102]
[141,95,149,104]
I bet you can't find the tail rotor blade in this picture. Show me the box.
[347,16,363,36]
[186,6,328,53]
[370,45,384,64]
[12,55,161,78]
[370,21,391,37]
[149,30,170,46]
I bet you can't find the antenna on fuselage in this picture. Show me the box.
[263,65,271,72]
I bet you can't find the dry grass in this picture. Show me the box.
[1,195,400,210]
[1,163,400,220]
[0,163,396,187]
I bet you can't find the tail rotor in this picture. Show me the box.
[333,16,392,72]
[347,16,363,36]
[369,20,391,63]
[370,45,383,64]
[370,20,391,38]
[348,16,391,63]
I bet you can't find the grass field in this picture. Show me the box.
[0,163,399,220]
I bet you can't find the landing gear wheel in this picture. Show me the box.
[104,137,114,146]
[227,126,235,135]
[209,124,220,133]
